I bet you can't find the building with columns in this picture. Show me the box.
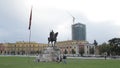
[0,42,47,55]
[56,40,95,56]
[0,40,95,56]
[0,43,5,54]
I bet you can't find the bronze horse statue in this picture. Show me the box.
[48,30,58,47]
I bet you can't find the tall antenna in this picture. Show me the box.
[67,11,75,24]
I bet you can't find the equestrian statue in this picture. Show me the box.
[48,30,58,47]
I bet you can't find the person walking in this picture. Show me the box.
[63,55,67,64]
[104,52,107,60]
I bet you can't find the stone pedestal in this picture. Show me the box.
[38,46,61,62]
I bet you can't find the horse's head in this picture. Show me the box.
[55,32,58,38]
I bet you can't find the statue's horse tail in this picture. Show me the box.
[48,37,50,46]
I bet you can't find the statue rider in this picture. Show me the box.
[50,30,54,39]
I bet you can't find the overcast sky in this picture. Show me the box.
[0,0,120,44]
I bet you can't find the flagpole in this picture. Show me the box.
[28,29,31,55]
[27,4,34,68]
[28,6,33,55]
[28,26,32,67]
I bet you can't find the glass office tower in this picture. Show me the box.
[72,23,86,41]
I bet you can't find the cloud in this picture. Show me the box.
[0,0,120,44]
[87,21,120,44]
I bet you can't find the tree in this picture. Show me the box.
[79,47,84,56]
[108,38,120,46]
[108,38,120,55]
[36,51,42,54]
[71,49,76,56]
[98,43,111,56]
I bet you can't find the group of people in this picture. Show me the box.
[34,54,67,64]
[56,55,67,64]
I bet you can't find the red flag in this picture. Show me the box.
[28,7,32,30]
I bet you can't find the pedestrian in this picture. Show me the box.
[104,52,107,60]
[63,55,67,64]
[35,55,40,62]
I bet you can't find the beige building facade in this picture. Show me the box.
[56,40,95,56]
[0,40,95,56]
[0,41,47,55]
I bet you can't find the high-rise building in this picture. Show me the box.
[72,23,86,41]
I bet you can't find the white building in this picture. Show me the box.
[56,40,95,56]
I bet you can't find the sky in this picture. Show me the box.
[0,0,120,44]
